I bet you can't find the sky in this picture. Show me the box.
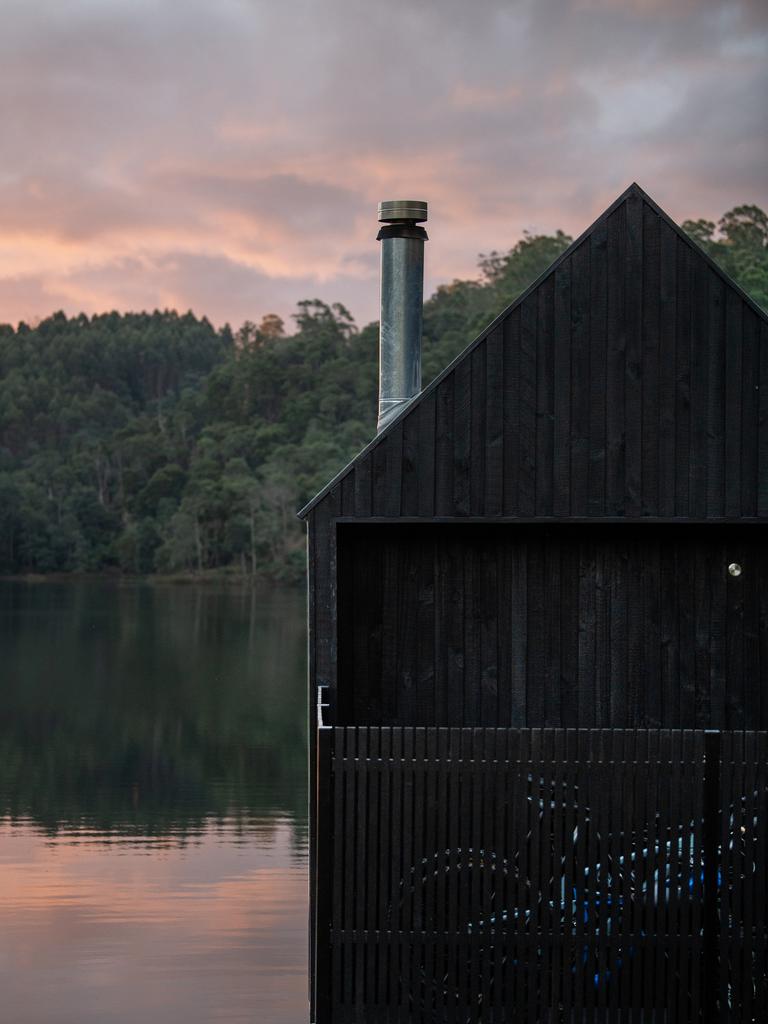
[1,0,766,331]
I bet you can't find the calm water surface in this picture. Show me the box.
[0,580,309,1023]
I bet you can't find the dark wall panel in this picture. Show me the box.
[337,524,767,730]
[323,193,766,522]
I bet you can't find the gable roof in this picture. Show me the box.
[298,182,768,520]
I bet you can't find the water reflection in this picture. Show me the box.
[0,580,309,1023]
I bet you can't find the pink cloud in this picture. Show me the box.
[0,0,764,329]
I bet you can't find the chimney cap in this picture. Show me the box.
[378,200,428,223]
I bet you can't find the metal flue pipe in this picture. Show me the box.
[376,200,428,431]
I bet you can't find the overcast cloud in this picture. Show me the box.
[0,0,766,328]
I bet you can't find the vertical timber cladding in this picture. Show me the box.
[303,183,768,724]
[300,183,768,1022]
[336,523,768,730]
[303,185,768,528]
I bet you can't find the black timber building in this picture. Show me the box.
[299,184,768,1022]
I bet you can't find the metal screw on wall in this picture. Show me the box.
[728,563,742,577]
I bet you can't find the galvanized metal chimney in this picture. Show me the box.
[376,200,428,431]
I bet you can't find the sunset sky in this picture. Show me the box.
[2,0,766,330]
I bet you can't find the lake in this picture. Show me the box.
[0,579,309,1023]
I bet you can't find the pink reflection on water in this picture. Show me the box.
[0,817,309,1024]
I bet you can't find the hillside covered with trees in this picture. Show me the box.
[0,205,765,581]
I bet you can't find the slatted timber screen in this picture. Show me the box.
[718,732,768,1020]
[314,727,768,1023]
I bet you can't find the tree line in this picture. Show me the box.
[0,205,765,581]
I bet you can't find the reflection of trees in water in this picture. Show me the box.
[0,581,308,843]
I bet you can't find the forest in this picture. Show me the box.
[0,204,766,582]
